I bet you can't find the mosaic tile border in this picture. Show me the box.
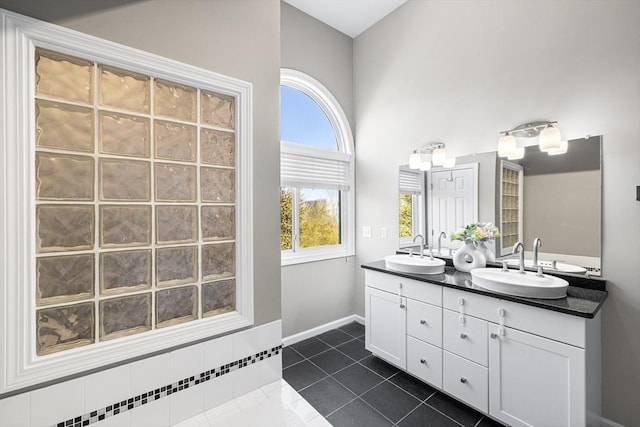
[54,345,282,427]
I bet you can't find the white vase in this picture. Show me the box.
[479,241,496,263]
[453,242,487,272]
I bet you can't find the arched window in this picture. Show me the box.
[280,69,354,264]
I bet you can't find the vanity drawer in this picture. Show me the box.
[443,309,488,366]
[407,298,442,347]
[443,350,488,413]
[407,336,442,389]
[365,270,442,305]
[442,287,587,348]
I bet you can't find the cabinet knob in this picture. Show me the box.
[460,377,468,384]
[458,297,465,306]
[490,333,498,339]
[460,333,467,339]
[420,358,426,364]
[400,303,405,309]
[420,319,427,325]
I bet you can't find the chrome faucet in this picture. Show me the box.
[533,238,542,267]
[438,231,447,255]
[512,241,525,274]
[412,234,425,259]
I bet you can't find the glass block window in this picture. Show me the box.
[34,48,238,355]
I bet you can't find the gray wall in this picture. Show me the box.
[0,0,282,326]
[280,3,356,337]
[523,170,601,257]
[354,1,640,425]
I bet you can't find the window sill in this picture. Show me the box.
[281,248,355,266]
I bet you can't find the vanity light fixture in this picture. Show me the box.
[498,121,565,158]
[409,143,455,170]
[409,151,422,169]
[432,146,447,166]
[497,134,517,157]
[538,124,562,152]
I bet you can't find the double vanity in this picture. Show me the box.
[362,257,607,427]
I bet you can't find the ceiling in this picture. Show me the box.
[283,0,408,38]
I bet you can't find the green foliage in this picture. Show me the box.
[450,222,501,243]
[280,189,293,250]
[399,193,413,237]
[280,188,340,250]
[299,198,339,247]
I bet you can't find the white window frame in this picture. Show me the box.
[0,10,254,394]
[280,69,354,265]
[398,167,424,248]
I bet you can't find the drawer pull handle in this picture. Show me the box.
[460,377,468,384]
[400,303,405,309]
[490,333,498,339]
[460,333,467,339]
[420,320,427,325]
[420,358,426,364]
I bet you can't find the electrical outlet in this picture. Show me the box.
[381,227,387,238]
[362,226,372,238]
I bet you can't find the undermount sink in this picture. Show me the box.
[504,259,587,275]
[384,254,445,275]
[471,268,569,299]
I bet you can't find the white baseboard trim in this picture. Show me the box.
[282,314,364,347]
[601,417,625,427]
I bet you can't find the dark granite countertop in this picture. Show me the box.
[362,260,607,319]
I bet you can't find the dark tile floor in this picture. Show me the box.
[283,322,505,427]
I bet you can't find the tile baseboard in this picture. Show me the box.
[282,314,364,347]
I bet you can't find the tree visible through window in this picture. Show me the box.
[399,193,413,238]
[280,69,354,263]
[398,168,423,246]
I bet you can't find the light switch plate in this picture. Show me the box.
[381,227,387,238]
[362,226,372,238]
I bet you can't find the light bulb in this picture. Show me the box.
[547,140,568,156]
[507,146,525,160]
[409,151,421,169]
[539,125,562,152]
[497,134,516,157]
[432,147,446,166]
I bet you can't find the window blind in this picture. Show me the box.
[281,142,351,190]
[399,169,422,194]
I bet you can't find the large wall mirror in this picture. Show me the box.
[399,135,602,276]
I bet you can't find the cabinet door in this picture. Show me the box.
[365,286,407,369]
[488,324,586,427]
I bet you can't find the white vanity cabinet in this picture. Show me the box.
[365,286,407,368]
[364,269,602,427]
[488,323,586,427]
[365,270,443,372]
